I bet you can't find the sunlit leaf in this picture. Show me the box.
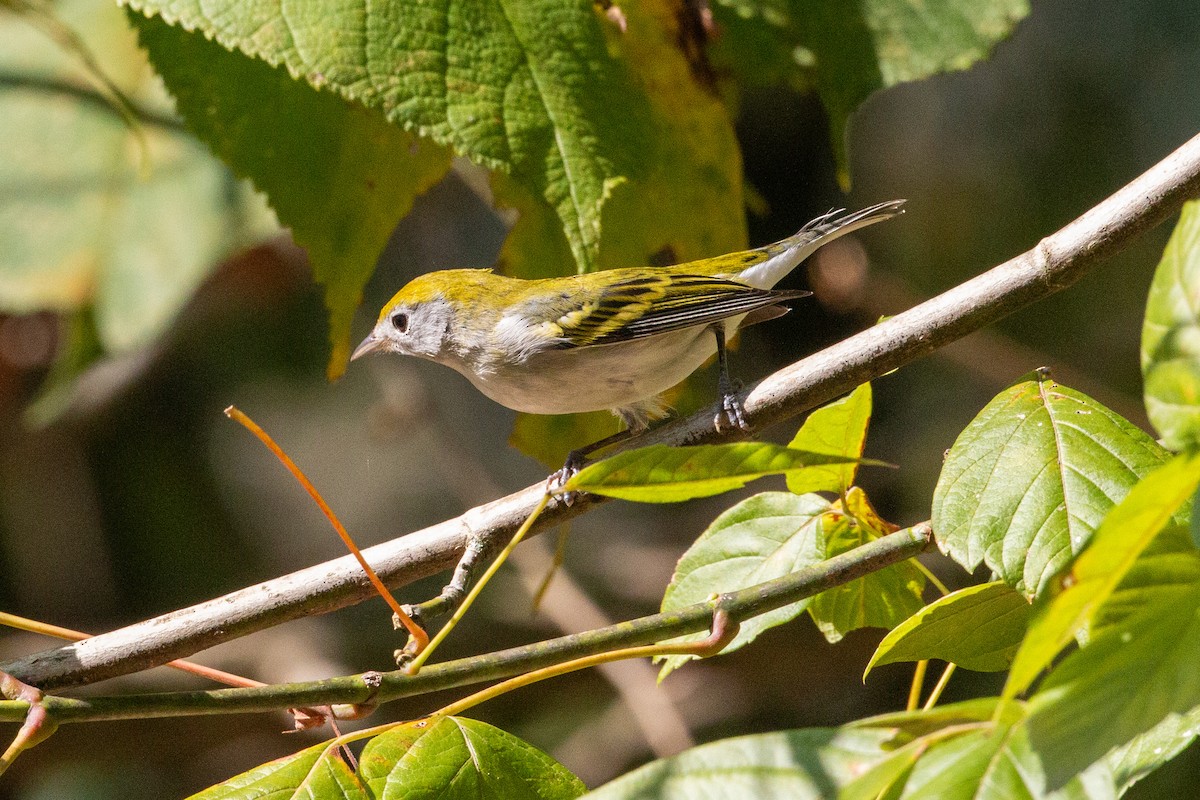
[189,742,368,800]
[865,581,1030,678]
[657,492,828,678]
[1024,580,1200,791]
[567,442,876,503]
[1004,449,1200,700]
[787,382,873,496]
[1142,200,1200,451]
[359,717,585,800]
[932,372,1168,598]
[1091,524,1200,638]
[582,728,895,799]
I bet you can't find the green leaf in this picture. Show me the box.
[787,382,873,496]
[932,372,1169,598]
[656,492,828,678]
[1142,200,1200,450]
[188,741,369,799]
[1004,449,1200,701]
[567,443,878,503]
[808,508,925,643]
[844,703,1115,800]
[131,12,453,378]
[1091,524,1200,638]
[1104,704,1200,794]
[0,0,273,353]
[123,0,652,280]
[582,727,895,800]
[852,697,1008,733]
[865,581,1031,678]
[711,0,1029,185]
[359,717,585,800]
[1024,580,1200,791]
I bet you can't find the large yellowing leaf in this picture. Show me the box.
[122,0,653,279]
[130,12,452,377]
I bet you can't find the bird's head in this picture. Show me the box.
[352,270,493,364]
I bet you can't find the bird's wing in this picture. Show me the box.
[551,273,809,348]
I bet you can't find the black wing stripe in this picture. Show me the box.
[590,288,805,344]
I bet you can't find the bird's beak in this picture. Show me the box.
[351,331,386,361]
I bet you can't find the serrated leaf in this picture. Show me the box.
[787,382,873,495]
[567,442,876,503]
[123,0,652,281]
[809,506,925,643]
[1004,449,1200,701]
[359,717,585,800]
[1142,200,1200,450]
[131,12,453,378]
[711,0,1029,184]
[188,741,368,800]
[1024,580,1200,791]
[0,0,273,354]
[865,582,1031,678]
[657,492,828,677]
[582,727,895,800]
[932,373,1169,598]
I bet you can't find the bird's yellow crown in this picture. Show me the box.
[377,269,499,321]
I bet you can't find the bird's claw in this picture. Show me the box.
[715,380,750,433]
[548,452,585,506]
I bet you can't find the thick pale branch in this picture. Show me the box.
[7,130,1200,691]
[0,524,931,724]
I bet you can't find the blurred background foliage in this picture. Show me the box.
[1,0,1199,797]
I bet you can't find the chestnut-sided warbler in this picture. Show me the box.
[353,200,904,435]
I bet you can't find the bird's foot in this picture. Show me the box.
[548,449,587,506]
[715,380,750,433]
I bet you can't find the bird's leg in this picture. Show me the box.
[712,325,750,432]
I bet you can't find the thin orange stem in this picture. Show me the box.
[223,406,427,653]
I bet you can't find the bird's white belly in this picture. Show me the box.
[459,326,721,416]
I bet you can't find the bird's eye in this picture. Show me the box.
[391,312,409,333]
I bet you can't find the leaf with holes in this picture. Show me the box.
[808,500,925,643]
[932,372,1168,598]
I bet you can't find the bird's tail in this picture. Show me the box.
[737,199,906,289]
